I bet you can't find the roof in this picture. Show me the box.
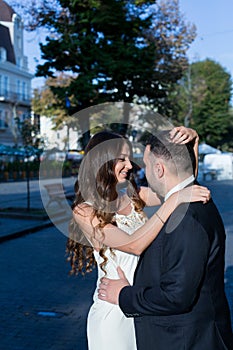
[0,23,16,64]
[0,0,15,22]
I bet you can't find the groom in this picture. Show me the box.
[98,130,233,349]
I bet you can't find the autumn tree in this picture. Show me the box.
[32,73,80,149]
[172,59,232,147]
[32,73,76,127]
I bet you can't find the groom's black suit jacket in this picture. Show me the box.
[119,198,233,350]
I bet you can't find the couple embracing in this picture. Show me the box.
[67,126,233,350]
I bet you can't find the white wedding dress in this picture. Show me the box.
[87,203,147,350]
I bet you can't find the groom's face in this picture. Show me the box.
[143,145,163,196]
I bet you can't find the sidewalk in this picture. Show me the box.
[0,178,233,264]
[0,177,76,242]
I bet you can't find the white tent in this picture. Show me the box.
[198,143,221,155]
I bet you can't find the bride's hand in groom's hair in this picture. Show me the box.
[169,126,199,144]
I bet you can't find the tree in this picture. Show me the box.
[32,73,75,127]
[20,118,38,147]
[172,59,232,147]
[32,73,79,149]
[218,108,233,151]
[10,0,196,144]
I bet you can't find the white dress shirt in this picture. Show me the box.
[164,175,195,202]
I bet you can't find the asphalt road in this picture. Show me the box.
[0,179,233,350]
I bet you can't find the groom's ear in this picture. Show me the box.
[145,145,151,154]
[155,161,164,178]
[145,145,165,179]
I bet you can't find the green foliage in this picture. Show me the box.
[172,59,232,147]
[217,108,233,151]
[22,0,195,116]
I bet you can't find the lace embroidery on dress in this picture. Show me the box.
[115,203,147,230]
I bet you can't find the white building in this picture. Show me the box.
[0,0,33,145]
[40,115,81,151]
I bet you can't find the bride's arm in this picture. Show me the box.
[139,126,200,207]
[73,185,210,255]
[170,126,199,178]
[138,186,161,206]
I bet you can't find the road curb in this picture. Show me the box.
[0,220,53,243]
[0,215,71,243]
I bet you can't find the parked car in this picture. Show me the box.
[40,151,66,162]
[66,150,83,162]
[65,150,84,176]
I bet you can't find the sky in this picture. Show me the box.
[179,0,233,76]
[23,0,233,90]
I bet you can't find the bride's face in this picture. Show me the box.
[114,143,132,183]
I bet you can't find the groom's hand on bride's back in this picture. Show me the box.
[98,266,130,305]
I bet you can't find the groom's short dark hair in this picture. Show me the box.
[147,130,196,176]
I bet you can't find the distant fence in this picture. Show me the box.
[0,160,77,182]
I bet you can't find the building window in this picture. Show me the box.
[0,110,3,128]
[0,110,7,129]
[0,47,7,62]
[16,57,22,68]
[17,80,21,99]
[22,81,26,100]
[17,35,22,50]
[15,17,20,29]
[4,76,9,98]
[4,111,9,128]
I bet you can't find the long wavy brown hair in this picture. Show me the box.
[66,130,145,275]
